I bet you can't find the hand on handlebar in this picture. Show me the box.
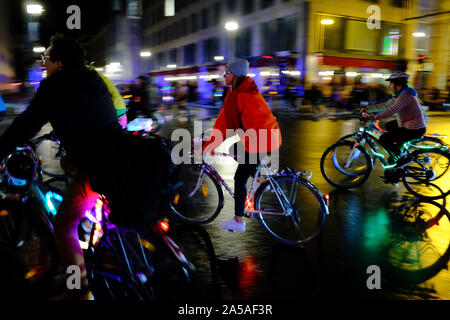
[361,112,375,121]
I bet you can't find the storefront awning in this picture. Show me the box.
[321,56,397,70]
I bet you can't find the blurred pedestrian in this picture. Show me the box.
[349,75,369,111]
[127,75,151,121]
[304,84,324,114]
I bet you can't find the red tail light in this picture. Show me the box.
[324,194,330,205]
[159,219,169,232]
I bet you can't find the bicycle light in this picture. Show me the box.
[159,218,169,232]
[324,193,330,206]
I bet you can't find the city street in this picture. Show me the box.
[2,103,449,300]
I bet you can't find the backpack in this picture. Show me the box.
[91,129,180,228]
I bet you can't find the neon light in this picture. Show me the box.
[372,151,385,158]
[45,192,57,216]
[382,164,396,169]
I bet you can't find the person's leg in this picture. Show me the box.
[379,121,403,156]
[52,174,99,293]
[234,163,258,220]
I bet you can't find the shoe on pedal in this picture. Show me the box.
[220,217,246,232]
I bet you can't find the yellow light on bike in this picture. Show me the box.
[24,269,37,279]
[0,210,8,217]
[138,238,156,252]
[173,193,180,205]
[202,184,208,198]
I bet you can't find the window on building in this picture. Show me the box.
[191,13,198,33]
[157,52,165,69]
[243,0,254,14]
[392,0,409,8]
[213,2,222,25]
[184,43,197,65]
[169,48,177,65]
[279,15,297,52]
[380,22,404,56]
[201,8,209,29]
[262,16,298,53]
[226,0,236,14]
[236,27,252,57]
[322,16,344,51]
[345,19,377,54]
[261,0,275,9]
[204,37,220,62]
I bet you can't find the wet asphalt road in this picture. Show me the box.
[1,104,450,300]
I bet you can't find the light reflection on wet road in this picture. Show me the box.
[2,107,450,300]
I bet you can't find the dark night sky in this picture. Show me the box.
[9,0,117,45]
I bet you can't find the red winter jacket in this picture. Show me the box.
[203,77,282,154]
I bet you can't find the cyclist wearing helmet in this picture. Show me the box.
[362,71,427,166]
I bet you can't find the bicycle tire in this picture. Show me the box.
[320,140,373,189]
[254,175,328,247]
[0,200,59,294]
[385,198,450,282]
[170,165,224,224]
[86,228,156,300]
[401,148,450,200]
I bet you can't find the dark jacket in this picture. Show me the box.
[0,67,118,173]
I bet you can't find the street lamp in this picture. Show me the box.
[26,4,44,15]
[224,21,239,60]
[140,51,152,57]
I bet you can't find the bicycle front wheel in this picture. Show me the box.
[320,140,372,189]
[170,165,224,224]
[254,175,328,247]
[402,148,450,200]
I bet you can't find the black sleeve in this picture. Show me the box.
[0,80,51,158]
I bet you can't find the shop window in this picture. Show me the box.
[345,19,377,54]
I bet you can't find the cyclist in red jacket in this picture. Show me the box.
[202,59,282,232]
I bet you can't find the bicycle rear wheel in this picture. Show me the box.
[170,165,224,224]
[320,140,372,189]
[0,200,59,295]
[254,175,328,247]
[402,148,450,200]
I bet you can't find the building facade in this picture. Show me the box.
[141,0,307,89]
[0,0,15,91]
[306,0,422,85]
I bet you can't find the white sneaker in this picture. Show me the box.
[220,217,246,232]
